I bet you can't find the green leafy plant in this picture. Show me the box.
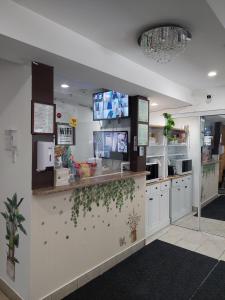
[163,113,175,140]
[1,193,27,264]
[70,178,135,227]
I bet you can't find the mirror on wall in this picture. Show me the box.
[200,115,225,237]
[169,116,201,232]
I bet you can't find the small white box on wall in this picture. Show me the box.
[55,168,70,186]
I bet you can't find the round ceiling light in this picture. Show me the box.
[208,71,217,77]
[138,24,192,64]
[61,83,70,88]
[150,102,158,107]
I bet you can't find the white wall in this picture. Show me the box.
[0,60,32,300]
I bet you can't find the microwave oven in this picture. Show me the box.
[172,159,192,175]
[146,163,159,182]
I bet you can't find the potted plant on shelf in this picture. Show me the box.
[163,113,175,142]
[1,193,27,281]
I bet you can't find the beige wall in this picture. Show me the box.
[0,60,32,300]
[30,176,146,300]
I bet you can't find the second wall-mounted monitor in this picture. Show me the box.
[93,131,128,161]
[93,90,129,120]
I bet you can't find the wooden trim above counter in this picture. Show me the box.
[33,171,148,196]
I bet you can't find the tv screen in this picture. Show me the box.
[93,131,128,160]
[93,91,129,120]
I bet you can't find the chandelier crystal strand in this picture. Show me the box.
[139,25,191,63]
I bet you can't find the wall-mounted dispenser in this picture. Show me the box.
[5,129,17,163]
[37,141,54,172]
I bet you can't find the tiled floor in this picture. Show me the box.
[146,224,225,259]
[174,212,225,237]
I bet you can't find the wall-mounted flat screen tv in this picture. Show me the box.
[93,91,129,120]
[93,131,128,160]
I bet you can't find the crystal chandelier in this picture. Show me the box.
[138,25,192,63]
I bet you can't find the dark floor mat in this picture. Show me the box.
[195,195,225,221]
[192,261,225,300]
[64,240,217,300]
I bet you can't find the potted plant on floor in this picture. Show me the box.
[1,193,27,281]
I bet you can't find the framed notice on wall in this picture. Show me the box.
[138,123,149,146]
[138,99,149,123]
[31,102,55,134]
[56,123,75,145]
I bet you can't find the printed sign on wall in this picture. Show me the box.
[56,123,75,146]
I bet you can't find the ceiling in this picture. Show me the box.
[0,34,189,112]
[13,0,225,90]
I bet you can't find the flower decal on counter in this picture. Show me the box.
[127,209,141,243]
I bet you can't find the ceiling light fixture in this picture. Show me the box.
[150,102,158,107]
[138,24,192,64]
[61,83,70,88]
[208,71,217,77]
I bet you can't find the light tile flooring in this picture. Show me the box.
[174,212,225,237]
[146,224,225,259]
[1,225,225,300]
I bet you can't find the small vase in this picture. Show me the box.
[130,230,137,243]
[7,257,15,281]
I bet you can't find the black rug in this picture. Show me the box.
[64,240,217,300]
[192,261,225,300]
[196,195,225,221]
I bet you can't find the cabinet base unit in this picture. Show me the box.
[170,175,193,223]
[145,180,170,237]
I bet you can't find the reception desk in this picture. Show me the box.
[31,171,147,300]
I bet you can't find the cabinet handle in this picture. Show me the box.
[149,198,153,201]
[155,187,158,189]
[178,188,181,191]
[185,186,188,188]
[161,195,163,197]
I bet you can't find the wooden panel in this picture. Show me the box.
[32,62,53,104]
[32,62,54,189]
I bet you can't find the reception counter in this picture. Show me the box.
[31,171,147,300]
[33,170,148,196]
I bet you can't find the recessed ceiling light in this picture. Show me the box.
[150,102,158,107]
[61,83,70,88]
[208,71,217,77]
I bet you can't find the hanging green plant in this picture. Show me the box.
[70,178,135,227]
[163,113,175,140]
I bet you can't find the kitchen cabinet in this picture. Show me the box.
[145,180,170,237]
[170,175,193,222]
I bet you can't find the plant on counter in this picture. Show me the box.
[1,193,27,281]
[70,178,135,227]
[163,113,175,141]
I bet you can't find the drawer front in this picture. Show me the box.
[160,181,171,191]
[149,183,160,194]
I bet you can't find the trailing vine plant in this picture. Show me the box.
[163,113,175,141]
[70,178,135,227]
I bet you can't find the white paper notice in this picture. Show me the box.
[34,103,54,134]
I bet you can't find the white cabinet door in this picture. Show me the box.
[171,186,182,222]
[184,181,192,214]
[159,191,170,223]
[147,193,160,229]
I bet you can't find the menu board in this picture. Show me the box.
[32,102,55,134]
[138,123,149,146]
[138,99,149,122]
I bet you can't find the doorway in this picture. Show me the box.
[200,115,225,237]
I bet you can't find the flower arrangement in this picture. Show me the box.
[127,209,141,243]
